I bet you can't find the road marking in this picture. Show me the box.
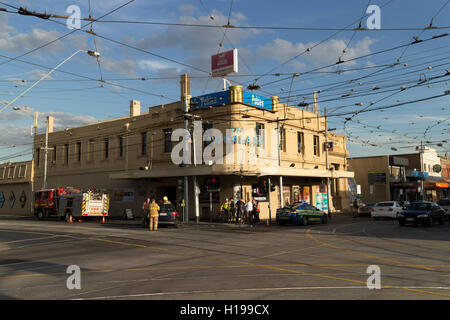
[74,285,450,300]
[1,235,59,244]
[305,229,435,271]
[305,228,450,298]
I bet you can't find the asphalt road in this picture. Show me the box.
[0,214,449,300]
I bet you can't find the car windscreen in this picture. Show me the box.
[406,203,431,211]
[376,202,394,207]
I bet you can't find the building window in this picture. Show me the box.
[313,135,320,156]
[164,129,172,153]
[281,128,287,152]
[256,123,265,148]
[141,132,147,156]
[297,132,304,154]
[118,136,124,158]
[64,144,69,164]
[77,142,82,162]
[53,146,57,164]
[88,139,95,161]
[104,139,109,159]
[36,148,40,167]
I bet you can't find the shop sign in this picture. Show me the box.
[190,91,230,110]
[211,49,238,77]
[368,171,386,184]
[243,91,273,111]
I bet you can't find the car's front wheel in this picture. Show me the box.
[301,216,308,226]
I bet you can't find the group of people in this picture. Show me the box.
[142,196,172,231]
[220,198,261,226]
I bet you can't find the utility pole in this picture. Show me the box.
[42,116,52,189]
[324,108,331,217]
[181,74,190,223]
[277,117,284,207]
[420,141,425,200]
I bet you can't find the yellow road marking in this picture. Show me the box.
[305,229,434,271]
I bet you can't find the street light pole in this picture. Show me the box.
[0,50,100,114]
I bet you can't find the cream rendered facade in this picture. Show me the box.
[31,85,353,220]
[0,161,33,215]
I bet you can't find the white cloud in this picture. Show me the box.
[0,29,65,54]
[101,57,138,78]
[257,37,377,71]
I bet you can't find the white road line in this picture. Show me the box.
[1,235,59,244]
[76,286,450,300]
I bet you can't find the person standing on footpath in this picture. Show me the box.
[148,199,160,231]
[141,198,150,226]
[246,198,254,227]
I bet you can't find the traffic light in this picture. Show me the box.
[205,177,220,192]
[259,179,268,195]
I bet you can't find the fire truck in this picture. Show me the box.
[34,187,109,222]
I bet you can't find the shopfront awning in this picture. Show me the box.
[109,165,354,180]
[425,176,449,188]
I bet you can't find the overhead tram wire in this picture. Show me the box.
[0,0,136,67]
[274,47,450,106]
[396,0,450,62]
[251,0,396,85]
[8,2,450,32]
[2,4,261,94]
[0,52,177,101]
[198,0,256,94]
[269,43,450,97]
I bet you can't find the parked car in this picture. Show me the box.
[357,202,377,217]
[437,198,450,220]
[371,201,403,220]
[143,203,179,228]
[398,202,446,226]
[276,202,328,226]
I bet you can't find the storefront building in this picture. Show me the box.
[0,161,33,216]
[349,148,449,203]
[26,75,355,220]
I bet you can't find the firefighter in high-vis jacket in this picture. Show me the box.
[148,199,160,231]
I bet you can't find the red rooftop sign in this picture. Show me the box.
[211,49,238,77]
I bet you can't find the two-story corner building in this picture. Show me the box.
[31,75,353,221]
[348,147,449,203]
[0,160,33,216]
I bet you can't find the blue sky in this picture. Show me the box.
[0,0,449,162]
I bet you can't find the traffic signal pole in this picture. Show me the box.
[268,178,272,226]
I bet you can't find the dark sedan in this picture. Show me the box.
[143,203,179,228]
[398,202,446,227]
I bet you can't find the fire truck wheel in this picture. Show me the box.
[37,209,45,220]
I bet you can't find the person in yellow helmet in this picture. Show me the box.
[162,196,171,205]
